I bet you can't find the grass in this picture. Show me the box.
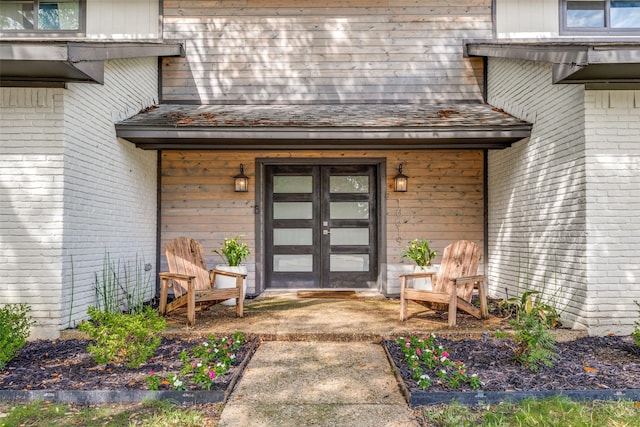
[0,400,220,427]
[421,396,640,427]
[2,397,638,426]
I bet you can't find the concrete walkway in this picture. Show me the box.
[218,341,419,427]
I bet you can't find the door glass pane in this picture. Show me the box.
[330,202,369,219]
[274,255,313,272]
[273,202,313,219]
[611,1,640,28]
[330,228,369,246]
[274,228,313,246]
[567,1,605,27]
[330,176,369,193]
[330,254,369,272]
[274,176,312,193]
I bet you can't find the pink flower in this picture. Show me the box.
[149,370,155,376]
[416,348,422,356]
[459,370,465,375]
[192,363,197,368]
[209,371,216,380]
[405,343,411,348]
[442,351,449,358]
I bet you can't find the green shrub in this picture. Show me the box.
[78,306,166,369]
[511,313,557,371]
[499,290,561,329]
[0,304,34,370]
[633,301,640,348]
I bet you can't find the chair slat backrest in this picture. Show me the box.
[433,240,482,301]
[165,237,211,297]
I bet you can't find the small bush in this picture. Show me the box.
[511,314,557,371]
[0,304,34,370]
[78,306,166,369]
[499,290,561,329]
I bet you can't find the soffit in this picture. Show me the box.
[115,103,532,150]
[0,41,183,87]
[465,39,640,89]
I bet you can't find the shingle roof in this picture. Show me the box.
[116,103,532,150]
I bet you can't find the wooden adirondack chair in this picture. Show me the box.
[399,240,488,327]
[158,237,245,326]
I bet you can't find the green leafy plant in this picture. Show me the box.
[0,304,34,370]
[213,235,251,266]
[78,306,166,369]
[146,332,246,390]
[633,301,640,348]
[397,332,481,390]
[499,290,561,329]
[509,310,557,371]
[402,239,437,267]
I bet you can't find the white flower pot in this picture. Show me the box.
[412,265,439,291]
[214,264,247,306]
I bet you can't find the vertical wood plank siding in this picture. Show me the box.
[161,0,491,104]
[160,150,485,292]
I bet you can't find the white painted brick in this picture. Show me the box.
[487,65,640,336]
[1,57,159,339]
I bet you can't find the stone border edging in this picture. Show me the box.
[0,338,258,405]
[382,342,640,407]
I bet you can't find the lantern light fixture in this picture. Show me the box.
[234,164,249,192]
[394,164,408,192]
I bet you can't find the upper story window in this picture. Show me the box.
[0,1,85,34]
[562,1,640,33]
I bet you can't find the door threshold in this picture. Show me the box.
[260,289,385,299]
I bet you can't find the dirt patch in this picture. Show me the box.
[385,335,640,392]
[0,336,259,392]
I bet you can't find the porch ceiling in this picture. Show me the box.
[465,39,640,89]
[0,40,183,87]
[115,103,532,150]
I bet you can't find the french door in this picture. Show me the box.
[265,164,378,288]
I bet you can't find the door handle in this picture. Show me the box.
[323,229,330,235]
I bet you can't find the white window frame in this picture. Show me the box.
[561,0,640,34]
[0,0,86,37]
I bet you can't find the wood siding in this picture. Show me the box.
[161,0,491,103]
[160,150,485,293]
[495,0,559,38]
[86,0,160,40]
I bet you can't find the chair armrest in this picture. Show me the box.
[452,275,485,287]
[210,269,247,279]
[159,272,196,280]
[399,272,437,280]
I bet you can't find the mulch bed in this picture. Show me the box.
[385,335,640,392]
[0,336,259,392]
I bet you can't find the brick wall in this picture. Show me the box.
[0,88,66,339]
[583,91,640,335]
[60,57,159,332]
[0,57,158,339]
[486,58,590,331]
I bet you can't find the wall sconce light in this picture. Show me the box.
[394,164,408,192]
[234,164,249,192]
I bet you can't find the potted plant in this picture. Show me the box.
[213,235,251,305]
[402,239,438,290]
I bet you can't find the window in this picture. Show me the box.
[562,0,640,32]
[0,1,84,33]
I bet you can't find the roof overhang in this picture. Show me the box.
[115,104,532,150]
[465,39,640,89]
[0,40,184,87]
